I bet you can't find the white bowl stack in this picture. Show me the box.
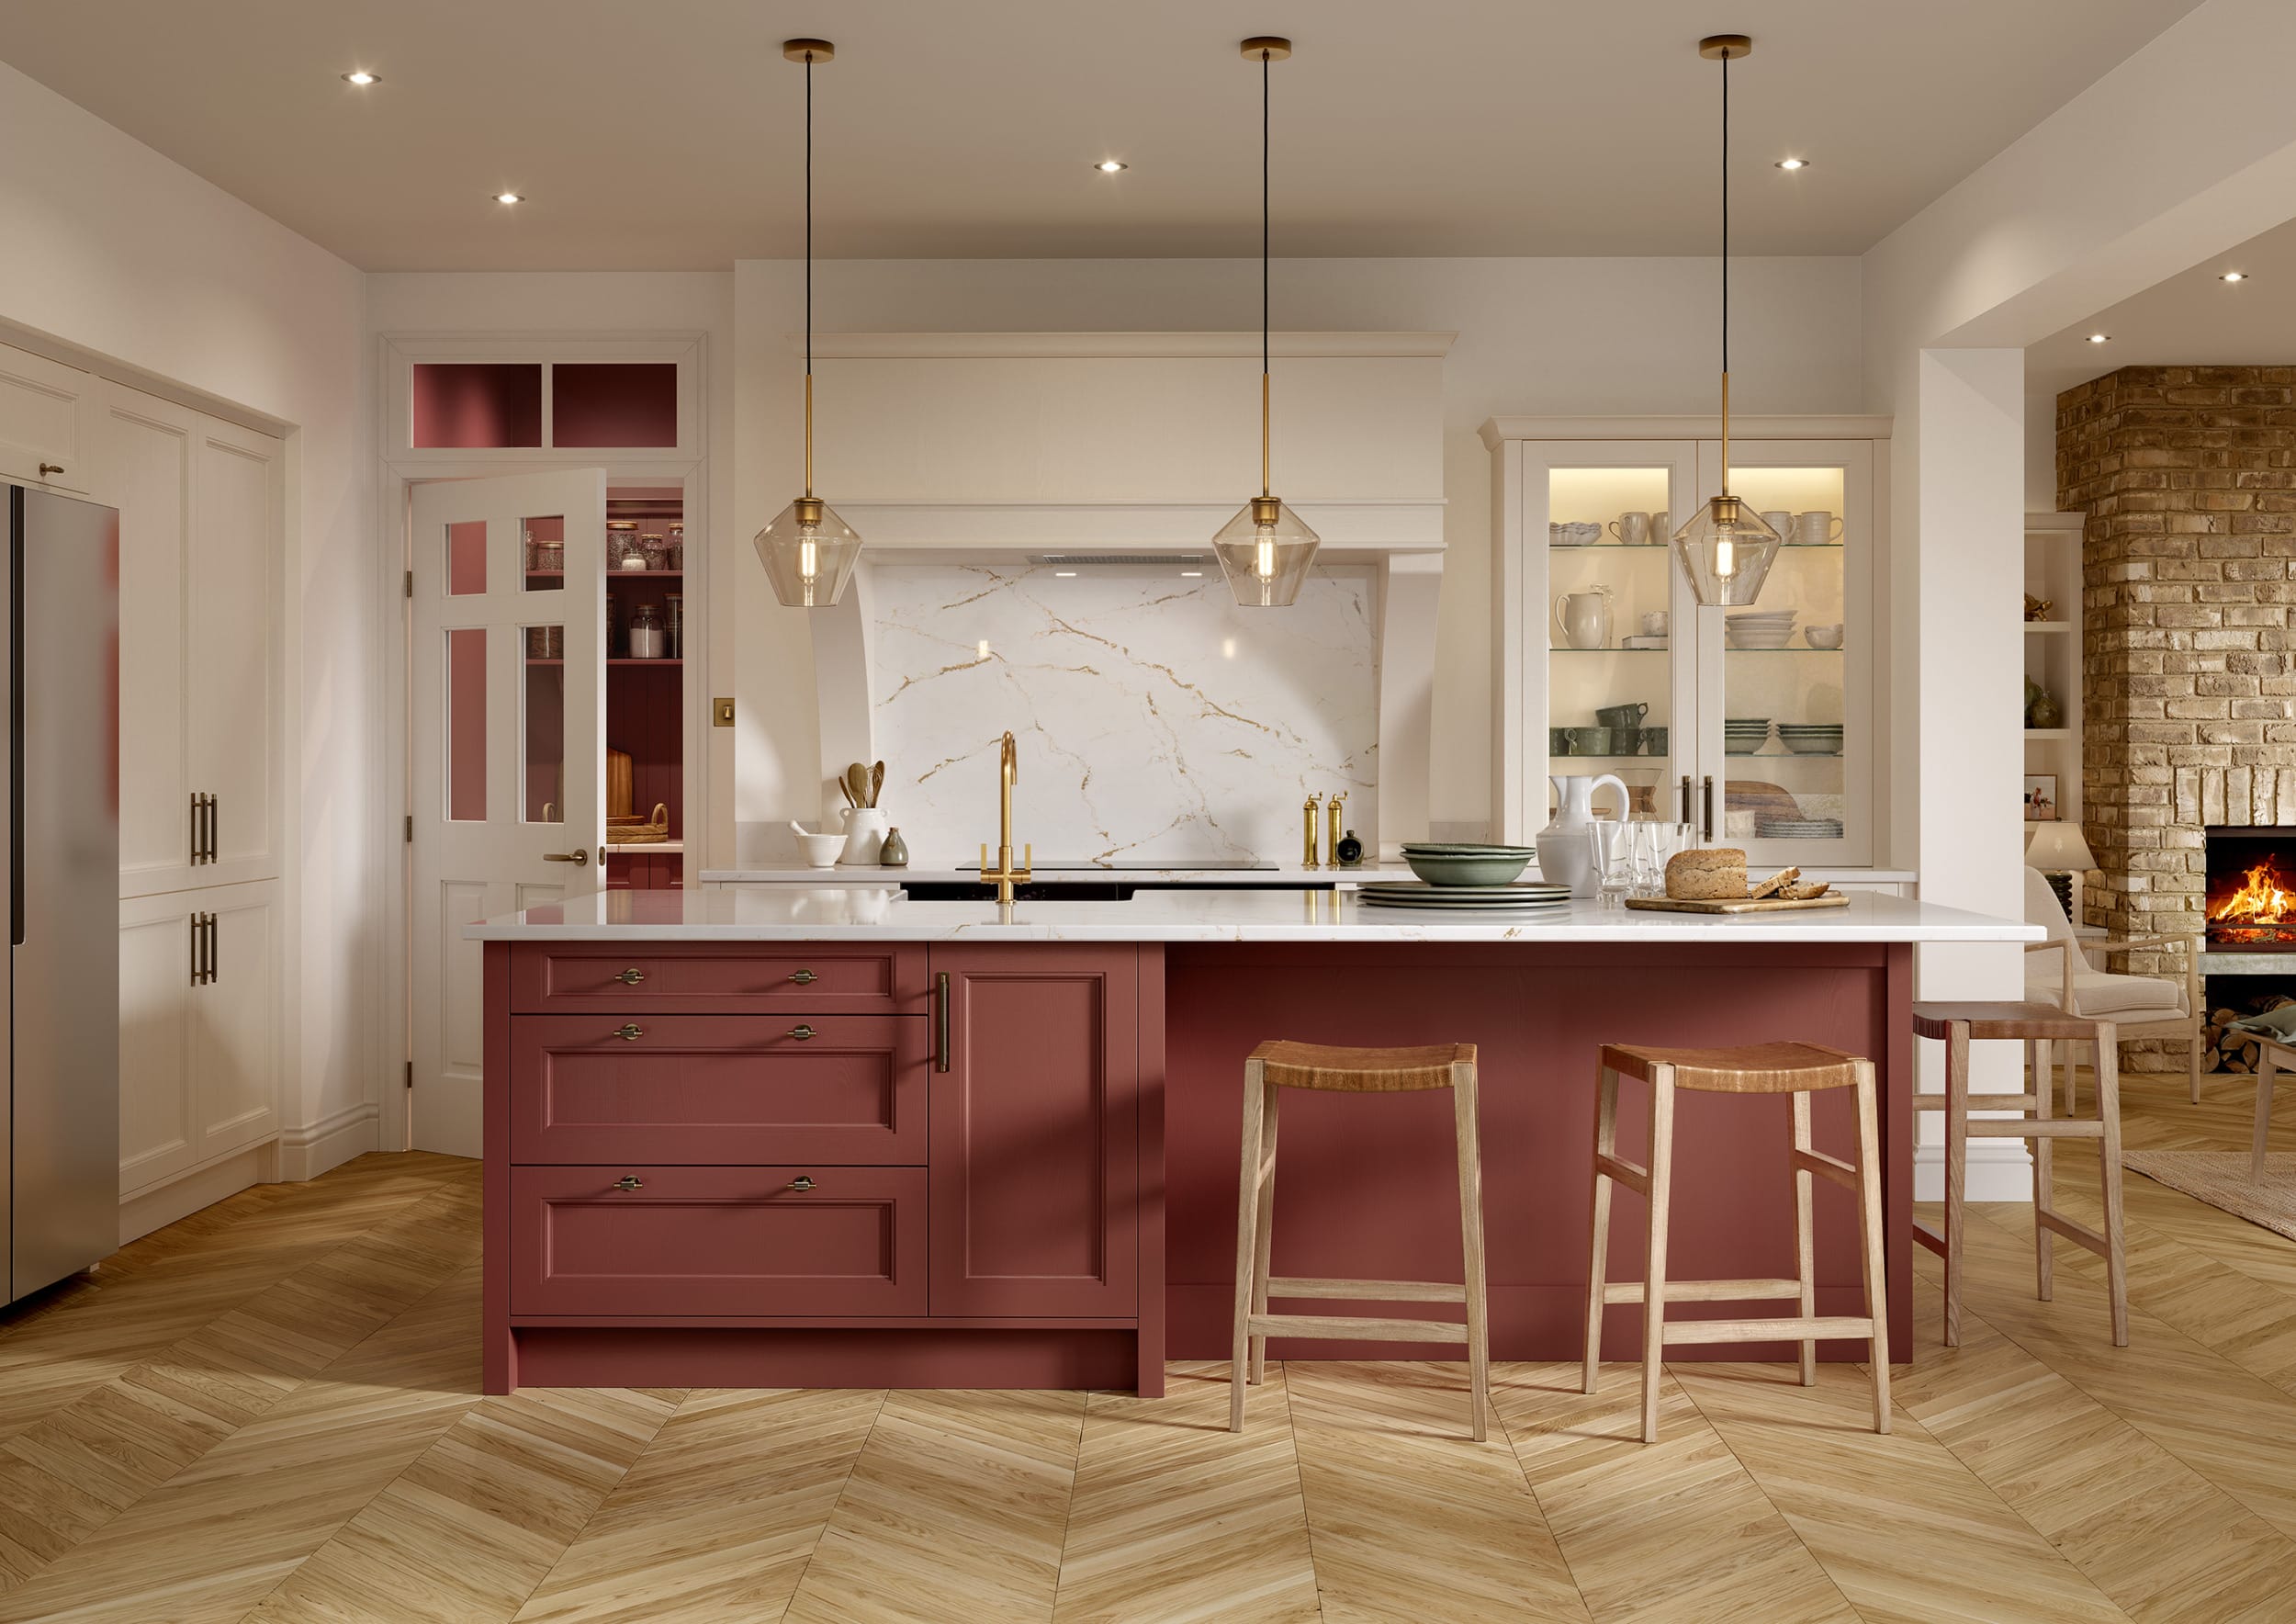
[1724,609,1798,649]
[1724,716,1773,755]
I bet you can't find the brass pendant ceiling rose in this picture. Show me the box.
[1697,34,1752,60]
[1239,36,1293,60]
[782,39,834,62]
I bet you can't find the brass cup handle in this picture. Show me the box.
[613,1023,645,1041]
[543,849,590,863]
[788,1024,816,1041]
[613,1175,643,1191]
[616,968,646,985]
[789,969,818,985]
[789,1176,816,1192]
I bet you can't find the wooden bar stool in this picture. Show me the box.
[1231,1040,1491,1439]
[1911,1001,2126,1348]
[1581,1041,1889,1445]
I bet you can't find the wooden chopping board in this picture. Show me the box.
[1625,894,1852,915]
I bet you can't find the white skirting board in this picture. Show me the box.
[118,1142,276,1246]
[1913,1139,2035,1203]
[274,1102,382,1183]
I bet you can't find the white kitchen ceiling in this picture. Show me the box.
[0,0,2202,271]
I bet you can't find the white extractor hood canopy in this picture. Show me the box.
[797,331,1452,558]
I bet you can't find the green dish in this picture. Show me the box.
[1399,842,1537,856]
[1401,850,1534,886]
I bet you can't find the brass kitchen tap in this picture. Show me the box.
[980,731,1032,905]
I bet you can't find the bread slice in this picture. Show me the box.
[1666,847,1748,901]
[1750,865,1801,900]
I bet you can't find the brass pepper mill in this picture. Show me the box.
[1301,793,1322,869]
[1326,791,1346,866]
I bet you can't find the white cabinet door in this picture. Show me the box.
[118,895,197,1194]
[0,343,99,495]
[190,881,281,1161]
[410,468,606,1156]
[186,418,283,888]
[102,383,283,898]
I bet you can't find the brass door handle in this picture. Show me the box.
[616,968,646,985]
[936,972,951,1073]
[613,1175,643,1191]
[613,1023,644,1041]
[37,463,62,477]
[789,1176,816,1192]
[543,849,590,863]
[789,969,818,985]
[788,1024,816,1041]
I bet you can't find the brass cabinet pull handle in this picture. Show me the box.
[936,972,951,1073]
[543,849,590,863]
[613,1175,643,1191]
[788,1024,816,1041]
[789,1176,816,1192]
[613,1023,644,1041]
[616,968,646,985]
[789,969,818,985]
[37,463,62,477]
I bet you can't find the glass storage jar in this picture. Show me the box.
[666,524,684,570]
[608,520,647,571]
[665,593,683,658]
[640,532,670,571]
[626,603,666,660]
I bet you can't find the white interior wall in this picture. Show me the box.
[732,255,1864,858]
[0,60,375,1167]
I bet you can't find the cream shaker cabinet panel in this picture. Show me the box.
[0,343,99,496]
[118,897,198,1194]
[102,383,284,898]
[189,882,281,1161]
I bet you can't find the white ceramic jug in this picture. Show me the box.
[1552,586,1614,651]
[1539,773,1630,897]
[839,806,890,865]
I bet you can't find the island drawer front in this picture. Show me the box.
[511,943,927,1015]
[510,1015,927,1165]
[511,1166,927,1317]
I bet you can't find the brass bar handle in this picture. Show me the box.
[1679,775,1694,824]
[936,972,951,1073]
[789,969,817,985]
[613,1023,644,1041]
[788,1024,816,1041]
[188,913,201,986]
[613,1175,643,1191]
[789,1176,816,1192]
[36,463,62,477]
[1701,775,1715,842]
[210,794,219,863]
[615,968,646,985]
[542,849,590,863]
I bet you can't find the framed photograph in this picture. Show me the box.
[2024,775,2058,822]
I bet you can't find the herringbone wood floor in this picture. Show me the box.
[0,1070,2290,1621]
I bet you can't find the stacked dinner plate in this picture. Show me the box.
[1725,716,1773,755]
[1358,879,1574,912]
[1724,609,1798,649]
[1776,722,1844,756]
[1755,816,1844,839]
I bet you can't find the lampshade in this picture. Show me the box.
[2025,821,2098,872]
[1212,496,1320,609]
[1671,496,1781,606]
[754,496,862,609]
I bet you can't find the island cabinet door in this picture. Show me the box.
[928,946,1139,1317]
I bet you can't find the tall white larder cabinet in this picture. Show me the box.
[99,372,285,1229]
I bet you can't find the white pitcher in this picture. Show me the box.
[1552,585,1614,651]
[1539,773,1630,897]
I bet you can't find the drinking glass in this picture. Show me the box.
[1633,821,1698,897]
[1588,821,1634,909]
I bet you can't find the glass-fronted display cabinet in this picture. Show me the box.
[1491,423,1882,868]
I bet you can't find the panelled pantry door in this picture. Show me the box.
[410,470,605,1156]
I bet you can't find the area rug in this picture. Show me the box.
[2122,1150,2296,1242]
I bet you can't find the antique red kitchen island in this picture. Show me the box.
[468,887,2034,1395]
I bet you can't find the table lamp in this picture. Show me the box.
[2025,821,2099,921]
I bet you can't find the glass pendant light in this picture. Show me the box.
[1212,37,1319,609]
[1671,34,1781,608]
[755,39,863,609]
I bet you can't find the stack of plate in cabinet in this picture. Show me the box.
[1755,816,1844,839]
[1357,879,1574,912]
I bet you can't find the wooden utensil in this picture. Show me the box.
[869,761,884,808]
[836,775,857,810]
[844,762,871,810]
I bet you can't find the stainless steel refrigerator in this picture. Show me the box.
[5,482,117,1303]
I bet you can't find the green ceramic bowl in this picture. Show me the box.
[1402,850,1533,886]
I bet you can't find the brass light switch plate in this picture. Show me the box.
[712,697,736,727]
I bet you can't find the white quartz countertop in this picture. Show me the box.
[699,863,1920,886]
[465,886,2030,944]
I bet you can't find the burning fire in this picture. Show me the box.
[2212,857,2296,927]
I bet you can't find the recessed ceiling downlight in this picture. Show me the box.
[494,192,525,205]
[1774,157,1808,171]
[1095,160,1129,173]
[2222,271,2249,283]
[341,70,379,85]
[2088,333,2111,344]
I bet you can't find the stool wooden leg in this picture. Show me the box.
[2033,1038,2055,1303]
[2064,1041,2078,1117]
[1582,1063,1619,1395]
[1853,1059,1892,1435]
[1248,1083,1280,1385]
[1640,1070,1676,1445]
[1790,1090,1817,1388]
[2255,1046,2278,1185]
[1231,1060,1267,1433]
[2094,1024,2129,1348]
[1451,1061,1491,1442]
[1942,1021,1971,1348]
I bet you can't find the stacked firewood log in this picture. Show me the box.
[2202,996,2296,1072]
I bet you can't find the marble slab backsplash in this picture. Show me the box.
[868,564,1378,864]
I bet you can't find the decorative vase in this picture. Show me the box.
[1538,773,1630,897]
[878,827,909,868]
[2029,688,2064,730]
[839,806,889,865]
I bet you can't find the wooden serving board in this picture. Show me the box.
[1625,894,1853,915]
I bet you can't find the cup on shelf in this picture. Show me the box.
[1761,509,1794,541]
[1549,727,1574,756]
[1608,512,1652,546]
[1643,725,1668,755]
[1803,623,1844,650]
[1795,511,1844,547]
[1594,702,1649,729]
[1641,610,1669,637]
[1566,726,1615,755]
[1649,511,1671,539]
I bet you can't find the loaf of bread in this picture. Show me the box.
[1666,847,1749,901]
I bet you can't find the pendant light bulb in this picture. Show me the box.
[1212,37,1319,609]
[756,39,864,610]
[1672,34,1781,608]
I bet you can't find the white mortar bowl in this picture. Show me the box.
[788,822,850,868]
[1803,624,1844,650]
